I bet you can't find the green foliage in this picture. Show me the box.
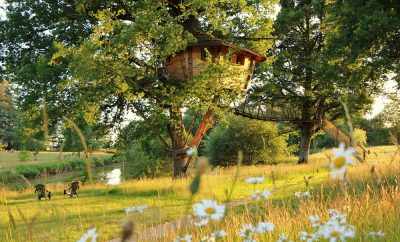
[118,142,167,179]
[352,128,367,146]
[18,151,31,162]
[0,81,21,149]
[327,1,400,84]
[116,119,168,159]
[205,115,287,166]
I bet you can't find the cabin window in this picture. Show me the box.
[231,54,246,65]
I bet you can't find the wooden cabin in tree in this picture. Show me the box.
[165,33,266,90]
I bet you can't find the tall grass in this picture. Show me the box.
[0,146,399,241]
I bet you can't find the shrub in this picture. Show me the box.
[119,142,166,179]
[0,170,29,190]
[18,150,31,162]
[205,115,288,166]
[353,128,367,146]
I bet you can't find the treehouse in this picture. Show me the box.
[165,33,266,90]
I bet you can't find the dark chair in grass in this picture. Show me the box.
[64,181,80,198]
[34,184,51,200]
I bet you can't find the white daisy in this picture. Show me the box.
[368,231,385,238]
[194,217,209,227]
[200,235,215,242]
[77,228,97,242]
[299,231,316,242]
[318,220,355,242]
[124,205,148,214]
[251,189,272,201]
[211,230,227,239]
[106,168,121,185]
[239,224,256,240]
[245,176,265,184]
[255,221,275,233]
[295,191,311,199]
[277,233,293,242]
[308,215,320,228]
[174,234,192,242]
[193,199,225,221]
[330,143,355,180]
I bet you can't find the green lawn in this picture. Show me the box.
[0,146,399,242]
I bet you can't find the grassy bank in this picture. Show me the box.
[0,146,399,241]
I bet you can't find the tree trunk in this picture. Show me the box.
[168,107,189,178]
[298,125,313,164]
[168,107,214,178]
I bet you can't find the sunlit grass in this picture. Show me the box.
[0,146,399,241]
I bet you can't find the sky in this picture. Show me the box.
[366,79,398,119]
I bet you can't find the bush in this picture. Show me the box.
[18,150,31,162]
[118,142,166,179]
[0,170,29,190]
[353,128,367,146]
[205,115,288,166]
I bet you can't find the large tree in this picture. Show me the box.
[1,0,276,176]
[327,0,400,87]
[246,0,382,163]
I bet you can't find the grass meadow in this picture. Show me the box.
[0,146,399,242]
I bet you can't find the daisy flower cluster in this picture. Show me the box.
[300,209,355,242]
[239,221,275,242]
[330,143,355,180]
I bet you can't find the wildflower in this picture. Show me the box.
[255,221,275,233]
[174,234,192,242]
[245,176,264,184]
[194,218,209,227]
[200,235,215,242]
[308,215,320,228]
[193,199,225,221]
[106,168,121,185]
[318,220,355,242]
[327,209,347,224]
[77,228,97,242]
[330,143,355,180]
[200,230,226,242]
[368,231,385,238]
[277,233,292,242]
[211,230,227,239]
[239,224,256,241]
[124,205,148,214]
[251,189,272,201]
[295,191,311,199]
[299,231,316,242]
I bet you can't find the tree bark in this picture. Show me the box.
[168,107,214,178]
[168,107,189,177]
[298,124,313,164]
